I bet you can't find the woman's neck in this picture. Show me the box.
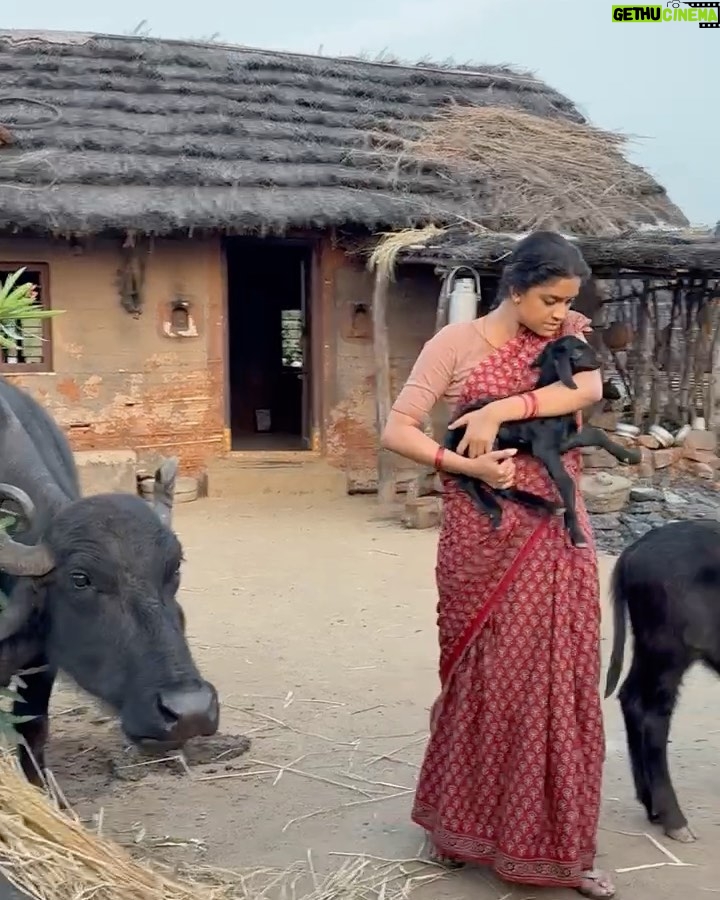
[481,299,520,344]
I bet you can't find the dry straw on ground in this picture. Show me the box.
[0,750,440,900]
[384,105,659,235]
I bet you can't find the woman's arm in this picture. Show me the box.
[485,369,602,425]
[381,326,470,473]
[381,409,471,475]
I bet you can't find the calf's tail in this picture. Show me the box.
[603,555,628,698]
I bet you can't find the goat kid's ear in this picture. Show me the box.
[530,347,549,369]
[554,350,578,390]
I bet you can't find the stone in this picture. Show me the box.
[74,449,138,496]
[653,447,682,470]
[402,497,441,529]
[630,501,662,515]
[580,472,632,514]
[681,447,720,466]
[638,434,661,450]
[681,460,715,480]
[634,448,655,479]
[590,513,621,531]
[623,520,654,540]
[175,476,199,503]
[683,429,717,453]
[588,411,620,431]
[580,448,619,469]
[630,486,663,503]
[663,490,688,507]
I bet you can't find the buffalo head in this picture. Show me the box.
[0,468,219,751]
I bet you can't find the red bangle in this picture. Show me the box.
[526,391,539,418]
[519,394,531,418]
[434,446,446,471]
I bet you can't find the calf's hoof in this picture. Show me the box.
[665,824,697,843]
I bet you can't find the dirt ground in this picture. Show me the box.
[44,493,720,900]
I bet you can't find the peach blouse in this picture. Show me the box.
[392,311,592,425]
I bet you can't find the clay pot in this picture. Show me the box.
[602,322,634,351]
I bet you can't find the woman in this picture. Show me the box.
[381,232,614,898]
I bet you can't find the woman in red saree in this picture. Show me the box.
[382,232,614,898]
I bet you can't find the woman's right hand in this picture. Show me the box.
[457,448,517,489]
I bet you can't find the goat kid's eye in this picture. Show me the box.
[71,571,91,590]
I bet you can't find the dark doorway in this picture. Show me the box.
[225,238,312,450]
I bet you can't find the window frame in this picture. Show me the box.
[0,262,53,373]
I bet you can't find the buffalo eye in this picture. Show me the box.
[71,571,91,590]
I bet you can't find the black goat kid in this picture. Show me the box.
[604,519,720,844]
[444,336,640,547]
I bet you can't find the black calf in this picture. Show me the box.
[444,336,640,547]
[604,519,720,843]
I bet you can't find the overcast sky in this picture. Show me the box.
[3,0,717,226]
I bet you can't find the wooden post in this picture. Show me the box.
[372,268,395,508]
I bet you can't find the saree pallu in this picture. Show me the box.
[412,323,604,889]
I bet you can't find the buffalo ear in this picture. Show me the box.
[153,457,179,528]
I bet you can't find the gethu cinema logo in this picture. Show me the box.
[612,3,719,23]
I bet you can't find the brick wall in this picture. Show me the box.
[0,236,225,476]
[324,253,441,489]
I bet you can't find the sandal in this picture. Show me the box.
[578,869,616,898]
[424,839,465,870]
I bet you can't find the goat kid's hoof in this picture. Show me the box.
[665,825,697,843]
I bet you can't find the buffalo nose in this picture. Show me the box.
[157,683,219,740]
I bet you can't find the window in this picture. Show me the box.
[0,263,52,372]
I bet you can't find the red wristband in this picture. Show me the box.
[434,446,446,471]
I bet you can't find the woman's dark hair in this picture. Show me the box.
[496,231,591,301]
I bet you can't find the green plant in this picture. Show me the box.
[0,265,59,738]
[0,266,64,351]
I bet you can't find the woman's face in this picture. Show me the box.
[513,276,581,337]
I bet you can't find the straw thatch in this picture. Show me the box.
[384,225,720,277]
[0,30,686,237]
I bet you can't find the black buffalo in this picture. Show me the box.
[0,377,219,784]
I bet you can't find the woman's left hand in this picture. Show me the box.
[448,403,503,458]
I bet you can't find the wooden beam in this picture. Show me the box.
[372,268,395,508]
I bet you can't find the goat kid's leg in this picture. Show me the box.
[497,488,563,515]
[563,426,641,465]
[532,447,587,547]
[461,478,502,528]
[619,656,693,842]
[13,658,57,788]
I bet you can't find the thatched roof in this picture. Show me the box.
[388,225,720,277]
[0,30,687,237]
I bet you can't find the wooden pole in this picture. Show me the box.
[372,268,395,508]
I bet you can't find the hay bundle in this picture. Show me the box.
[0,751,226,900]
[0,751,440,900]
[388,105,657,235]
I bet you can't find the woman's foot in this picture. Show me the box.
[424,839,465,869]
[578,869,616,898]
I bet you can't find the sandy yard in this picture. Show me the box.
[42,493,720,900]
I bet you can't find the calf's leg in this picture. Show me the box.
[618,653,693,842]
